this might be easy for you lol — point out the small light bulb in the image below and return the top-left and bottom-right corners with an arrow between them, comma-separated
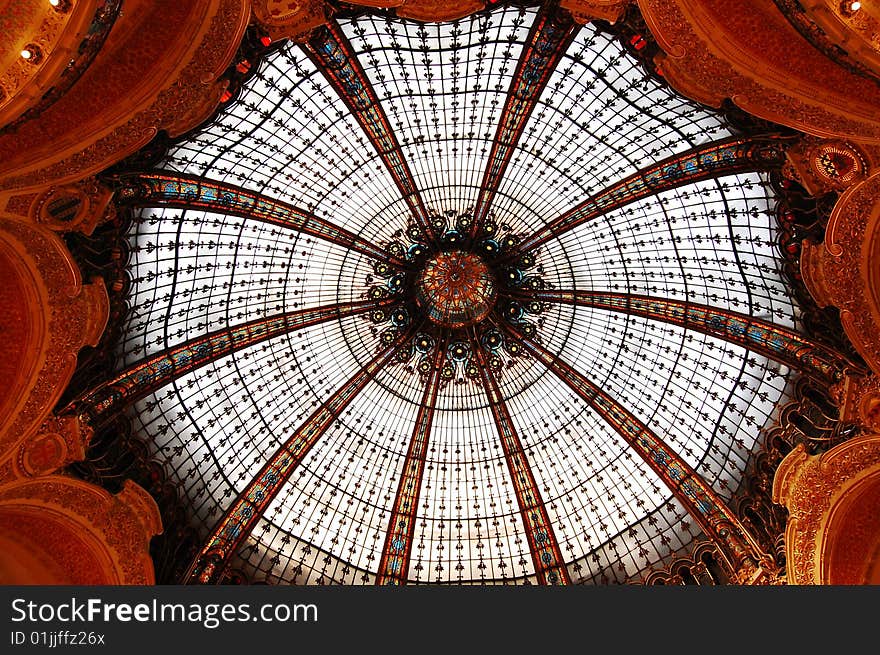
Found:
20,44 -> 42,62
49,0 -> 60,6
852,1 -> 862,10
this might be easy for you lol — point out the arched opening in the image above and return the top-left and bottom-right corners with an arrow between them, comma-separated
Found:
820,464 -> 880,584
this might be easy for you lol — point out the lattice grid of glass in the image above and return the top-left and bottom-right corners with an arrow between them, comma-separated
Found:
119,3 -> 796,584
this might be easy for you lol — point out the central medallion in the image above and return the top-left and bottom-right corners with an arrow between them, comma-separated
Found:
416,251 -> 496,328
368,217 -> 548,379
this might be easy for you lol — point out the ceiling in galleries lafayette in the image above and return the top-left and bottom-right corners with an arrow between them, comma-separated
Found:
118,2 -> 798,584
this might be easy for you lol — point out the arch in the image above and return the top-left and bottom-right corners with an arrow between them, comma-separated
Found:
818,463 -> 880,584
0,220 -> 107,470
774,432 -> 880,584
0,476 -> 161,585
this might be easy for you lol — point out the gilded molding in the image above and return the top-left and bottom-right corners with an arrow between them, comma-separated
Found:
0,414 -> 92,484
644,541 -> 728,585
0,1 -> 101,126
800,172 -> 880,374
561,0 -> 630,24
784,137 -> 871,196
0,476 -> 161,584
394,0 -> 486,22
24,177 -> 115,235
0,0 -> 250,192
2,192 -> 38,219
342,0 -> 488,23
638,0 -> 880,144
773,433 -> 880,584
832,374 -> 880,432
0,220 -> 108,462
251,0 -> 328,41
771,0 -> 880,82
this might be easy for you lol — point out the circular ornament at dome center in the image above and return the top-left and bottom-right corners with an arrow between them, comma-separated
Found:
416,251 -> 496,328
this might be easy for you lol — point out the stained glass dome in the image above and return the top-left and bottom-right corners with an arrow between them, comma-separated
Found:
97,1 -> 828,585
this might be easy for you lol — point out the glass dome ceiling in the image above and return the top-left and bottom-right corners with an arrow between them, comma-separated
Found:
105,1 -> 810,584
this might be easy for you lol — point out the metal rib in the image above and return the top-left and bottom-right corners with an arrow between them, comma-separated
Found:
472,332 -> 571,585
500,321 -> 771,572
73,298 -> 393,425
518,288 -> 857,385
304,21 -> 437,245
185,325 -> 416,584
113,171 -> 405,267
507,135 -> 791,258
468,3 -> 580,239
375,333 -> 448,585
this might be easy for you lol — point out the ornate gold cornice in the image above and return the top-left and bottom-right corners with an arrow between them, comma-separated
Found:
772,0 -> 880,82
0,1 -> 107,127
784,137 -> 872,196
638,0 -> 880,144
0,0 -> 250,192
561,0 -> 629,24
